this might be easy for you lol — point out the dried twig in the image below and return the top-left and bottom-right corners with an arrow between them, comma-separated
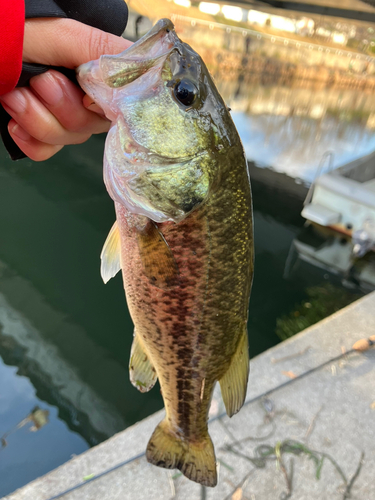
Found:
277,453 -> 293,499
271,346 -> 311,364
223,469 -> 257,500
224,439 -> 349,495
218,416 -> 242,447
220,422 -> 276,450
167,470 -> 176,497
305,405 -> 324,441
342,452 -> 365,500
219,398 -> 276,449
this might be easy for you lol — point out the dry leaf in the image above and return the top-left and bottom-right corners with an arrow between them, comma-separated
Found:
353,338 -> 371,352
370,401 -> 375,410
282,370 -> 297,379
232,487 -> 243,500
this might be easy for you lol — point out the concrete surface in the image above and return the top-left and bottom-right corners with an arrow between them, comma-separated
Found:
3,292 -> 375,500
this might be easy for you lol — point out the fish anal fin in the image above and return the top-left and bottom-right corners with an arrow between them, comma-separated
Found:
100,221 -> 121,284
219,330 -> 249,418
146,419 -> 217,487
129,332 -> 157,393
137,220 -> 179,289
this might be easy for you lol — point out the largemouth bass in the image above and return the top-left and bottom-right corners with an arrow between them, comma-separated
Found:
77,19 -> 253,487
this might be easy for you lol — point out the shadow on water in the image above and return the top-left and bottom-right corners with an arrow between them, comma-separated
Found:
1,10 -> 375,497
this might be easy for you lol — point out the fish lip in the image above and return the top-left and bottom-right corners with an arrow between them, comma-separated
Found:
76,18 -> 179,83
102,18 -> 180,65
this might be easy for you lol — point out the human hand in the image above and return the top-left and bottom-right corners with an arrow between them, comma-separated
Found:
0,18 -> 132,161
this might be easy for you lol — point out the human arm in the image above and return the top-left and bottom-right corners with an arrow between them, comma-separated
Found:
0,0 -> 24,95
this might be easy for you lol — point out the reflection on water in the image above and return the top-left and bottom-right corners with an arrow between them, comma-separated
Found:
232,111 -> 375,183
173,15 -> 375,183
0,147 -> 163,497
1,406 -> 50,449
0,356 -> 89,497
0,285 -> 125,445
287,224 -> 375,293
1,8 -> 375,497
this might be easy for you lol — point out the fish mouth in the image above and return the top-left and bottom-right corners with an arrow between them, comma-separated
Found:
77,19 -> 213,223
77,19 -> 181,93
77,18 -> 207,124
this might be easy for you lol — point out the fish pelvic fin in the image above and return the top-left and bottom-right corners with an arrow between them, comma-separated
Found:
146,419 -> 217,487
129,331 -> 157,393
219,329 -> 249,417
100,221 -> 121,283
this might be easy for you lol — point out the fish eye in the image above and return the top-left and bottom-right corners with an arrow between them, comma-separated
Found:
173,79 -> 198,107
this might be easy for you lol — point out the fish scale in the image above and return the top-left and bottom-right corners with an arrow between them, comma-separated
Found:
77,18 -> 253,487
115,143 -> 252,480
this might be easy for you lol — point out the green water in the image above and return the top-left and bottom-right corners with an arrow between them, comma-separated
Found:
2,9 -> 375,495
0,132 -> 366,496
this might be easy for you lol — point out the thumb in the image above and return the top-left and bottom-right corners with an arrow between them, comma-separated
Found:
23,18 -> 133,69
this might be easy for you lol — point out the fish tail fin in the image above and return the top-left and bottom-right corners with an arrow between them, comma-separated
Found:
146,419 -> 217,487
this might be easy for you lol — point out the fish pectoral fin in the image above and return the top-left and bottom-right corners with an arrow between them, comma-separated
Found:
100,221 -> 122,284
219,329 -> 249,418
146,419 -> 217,487
129,332 -> 157,393
137,220 -> 179,289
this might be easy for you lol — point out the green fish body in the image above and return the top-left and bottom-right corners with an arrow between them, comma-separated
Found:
77,19 -> 253,487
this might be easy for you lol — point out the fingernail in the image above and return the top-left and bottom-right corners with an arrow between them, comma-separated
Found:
84,98 -> 95,107
31,72 -> 64,106
0,90 -> 26,114
87,103 -> 106,117
10,123 -> 32,142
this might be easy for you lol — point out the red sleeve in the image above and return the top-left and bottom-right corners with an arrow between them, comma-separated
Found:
0,0 -> 25,95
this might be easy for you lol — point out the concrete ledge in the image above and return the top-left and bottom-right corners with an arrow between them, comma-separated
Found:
4,292 -> 375,500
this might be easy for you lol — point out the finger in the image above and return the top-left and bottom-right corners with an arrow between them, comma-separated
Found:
8,120 -> 63,161
83,94 -> 106,117
0,87 -> 92,145
30,71 -> 110,134
23,18 -> 133,68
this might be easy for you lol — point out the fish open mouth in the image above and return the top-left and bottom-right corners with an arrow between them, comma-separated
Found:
77,18 -> 222,223
77,19 -> 180,102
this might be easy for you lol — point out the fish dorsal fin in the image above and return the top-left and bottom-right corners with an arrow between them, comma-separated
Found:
129,331 -> 157,393
100,221 -> 122,284
137,220 -> 179,289
219,330 -> 249,417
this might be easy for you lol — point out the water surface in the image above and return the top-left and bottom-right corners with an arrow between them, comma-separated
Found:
1,15 -> 374,497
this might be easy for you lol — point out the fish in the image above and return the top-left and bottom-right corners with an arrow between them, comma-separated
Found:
77,19 -> 254,487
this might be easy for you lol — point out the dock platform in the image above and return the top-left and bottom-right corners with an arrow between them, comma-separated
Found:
4,292 -> 375,500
